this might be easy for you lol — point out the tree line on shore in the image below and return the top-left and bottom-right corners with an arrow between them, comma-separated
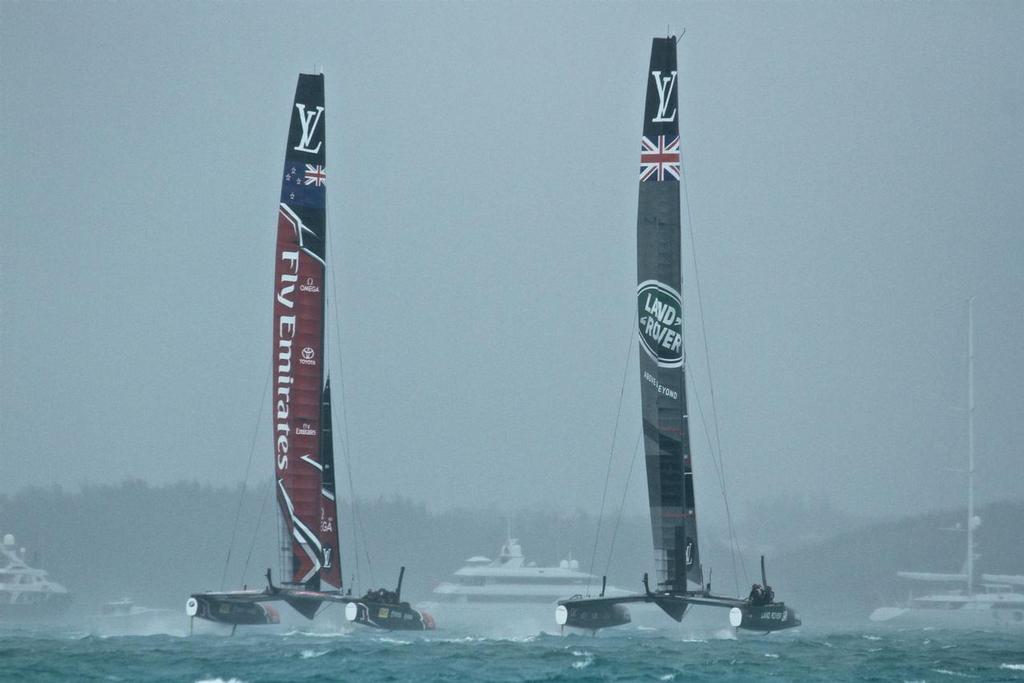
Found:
2,479 -> 1020,621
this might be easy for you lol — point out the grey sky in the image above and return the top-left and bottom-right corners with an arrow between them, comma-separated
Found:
2,1 -> 1022,526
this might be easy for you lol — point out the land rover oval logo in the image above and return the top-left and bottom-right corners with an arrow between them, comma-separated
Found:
637,279 -> 683,367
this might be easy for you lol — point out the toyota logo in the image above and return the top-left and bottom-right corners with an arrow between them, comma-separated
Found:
301,347 -> 315,360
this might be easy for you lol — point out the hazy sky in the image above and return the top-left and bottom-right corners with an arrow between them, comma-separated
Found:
2,1 -> 1022,526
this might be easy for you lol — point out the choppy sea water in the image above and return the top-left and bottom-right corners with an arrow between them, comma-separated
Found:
2,624 -> 1023,682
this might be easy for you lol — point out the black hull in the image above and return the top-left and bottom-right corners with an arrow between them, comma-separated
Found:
345,600 -> 435,631
729,602 -> 802,632
186,595 -> 280,626
556,589 -> 800,633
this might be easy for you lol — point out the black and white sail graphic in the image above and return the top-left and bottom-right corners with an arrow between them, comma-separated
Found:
636,37 -> 701,593
318,377 -> 342,589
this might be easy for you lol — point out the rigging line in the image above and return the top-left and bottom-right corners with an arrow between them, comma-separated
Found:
586,308 -> 638,595
679,155 -> 747,591
684,353 -> 743,593
332,284 -> 375,591
325,201 -> 373,590
220,365 -> 272,590
603,429 -> 644,580
241,475 -> 275,583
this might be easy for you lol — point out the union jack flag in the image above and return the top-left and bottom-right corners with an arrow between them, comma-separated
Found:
304,164 -> 327,187
639,135 -> 680,182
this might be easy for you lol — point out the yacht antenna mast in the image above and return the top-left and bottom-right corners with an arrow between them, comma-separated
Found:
966,296 -> 976,596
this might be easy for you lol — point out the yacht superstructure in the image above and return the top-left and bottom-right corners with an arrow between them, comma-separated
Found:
422,536 -> 626,634
0,533 -> 72,620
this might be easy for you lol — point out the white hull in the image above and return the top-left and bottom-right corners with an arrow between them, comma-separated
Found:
870,602 -> 1024,629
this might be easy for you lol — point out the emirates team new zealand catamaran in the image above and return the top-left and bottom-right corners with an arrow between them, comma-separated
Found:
555,36 -> 800,634
186,73 -> 434,632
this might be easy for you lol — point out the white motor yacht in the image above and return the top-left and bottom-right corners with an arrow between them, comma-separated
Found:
421,535 -> 628,635
0,533 -> 72,620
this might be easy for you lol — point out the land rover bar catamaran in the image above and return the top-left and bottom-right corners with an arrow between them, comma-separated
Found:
555,36 -> 800,635
185,72 -> 433,633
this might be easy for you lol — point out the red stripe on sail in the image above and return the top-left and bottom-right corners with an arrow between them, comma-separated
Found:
273,205 -> 325,585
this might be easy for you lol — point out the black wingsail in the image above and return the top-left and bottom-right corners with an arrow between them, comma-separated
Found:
636,36 -> 701,593
555,36 -> 800,633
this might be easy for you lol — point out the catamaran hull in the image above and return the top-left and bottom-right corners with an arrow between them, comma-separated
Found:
186,595 -> 280,626
555,600 -> 633,631
728,604 -> 802,632
344,600 -> 434,631
556,590 -> 801,634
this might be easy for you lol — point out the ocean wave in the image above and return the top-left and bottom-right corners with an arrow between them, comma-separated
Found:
572,655 -> 594,669
377,637 -> 412,645
431,636 -> 484,643
2,627 -> 1018,681
281,629 -> 349,638
425,634 -> 539,645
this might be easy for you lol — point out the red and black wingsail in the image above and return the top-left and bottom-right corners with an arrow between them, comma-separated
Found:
187,72 -> 436,631
636,37 -> 701,593
272,73 -> 329,587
